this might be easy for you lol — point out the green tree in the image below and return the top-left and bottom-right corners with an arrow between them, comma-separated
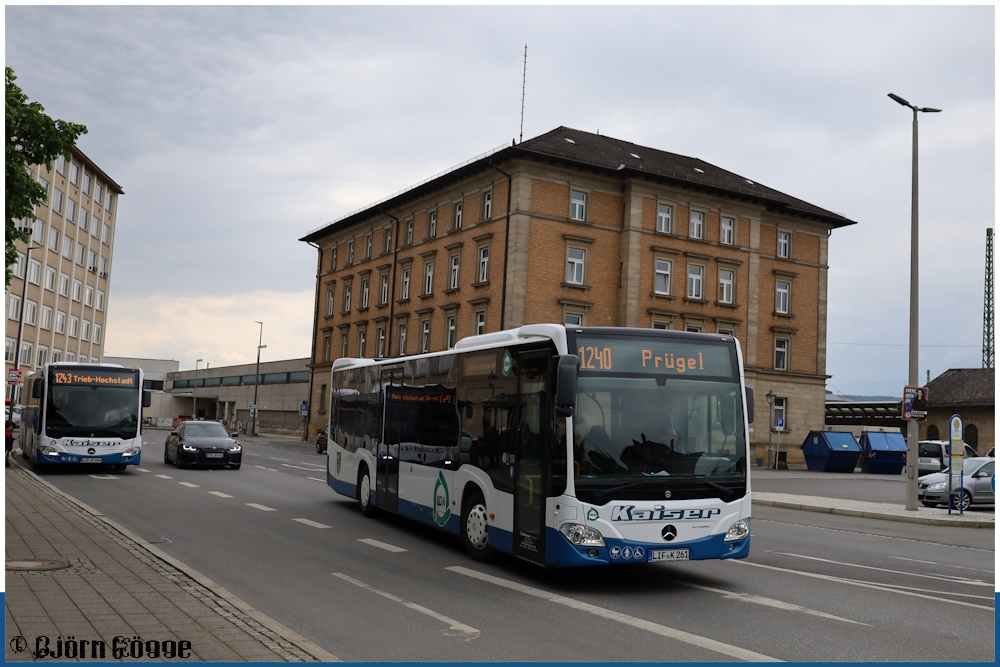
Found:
5,66 -> 87,287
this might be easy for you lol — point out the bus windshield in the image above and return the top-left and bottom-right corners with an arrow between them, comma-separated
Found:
569,333 -> 746,504
45,370 -> 141,439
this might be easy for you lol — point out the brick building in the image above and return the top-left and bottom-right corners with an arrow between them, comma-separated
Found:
299,127 -> 856,463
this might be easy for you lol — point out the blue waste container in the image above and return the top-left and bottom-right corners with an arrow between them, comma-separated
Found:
858,431 -> 907,474
800,431 -> 861,472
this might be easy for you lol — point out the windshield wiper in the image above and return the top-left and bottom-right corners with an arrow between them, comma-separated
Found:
667,474 -> 736,500
583,475 -> 737,505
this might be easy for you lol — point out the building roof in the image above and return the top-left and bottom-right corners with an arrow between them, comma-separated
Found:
300,126 -> 857,243
927,368 -> 995,408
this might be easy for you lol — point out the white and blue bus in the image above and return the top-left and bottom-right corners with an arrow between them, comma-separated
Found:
20,362 -> 151,470
327,324 -> 754,568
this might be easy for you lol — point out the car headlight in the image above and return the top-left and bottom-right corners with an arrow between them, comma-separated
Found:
228,444 -> 241,452
928,481 -> 946,491
559,523 -> 606,547
182,444 -> 198,452
724,519 -> 750,541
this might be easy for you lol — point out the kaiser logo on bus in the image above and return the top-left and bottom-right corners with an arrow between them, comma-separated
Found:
610,505 -> 721,522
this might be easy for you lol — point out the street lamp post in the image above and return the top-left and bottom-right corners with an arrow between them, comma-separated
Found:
193,359 -> 203,419
252,321 -> 264,436
766,390 -> 775,469
888,93 -> 941,511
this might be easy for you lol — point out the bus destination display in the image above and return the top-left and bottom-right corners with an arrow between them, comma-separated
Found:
575,337 -> 734,377
52,370 -> 138,387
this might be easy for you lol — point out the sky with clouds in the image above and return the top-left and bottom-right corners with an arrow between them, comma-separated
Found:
4,4 -> 995,395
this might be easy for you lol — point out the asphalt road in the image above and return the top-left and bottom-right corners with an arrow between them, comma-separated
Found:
27,431 -> 996,662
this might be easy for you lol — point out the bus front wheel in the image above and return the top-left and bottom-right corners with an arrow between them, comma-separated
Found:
461,490 -> 494,562
358,466 -> 376,517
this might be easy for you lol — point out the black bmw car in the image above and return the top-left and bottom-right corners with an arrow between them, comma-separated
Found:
164,420 -> 242,469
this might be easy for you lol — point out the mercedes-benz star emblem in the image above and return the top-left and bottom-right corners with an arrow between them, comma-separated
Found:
662,525 -> 678,541
87,448 -> 96,455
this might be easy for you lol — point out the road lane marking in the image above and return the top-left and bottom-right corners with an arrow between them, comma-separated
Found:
246,503 -> 277,512
358,538 -> 407,553
307,477 -> 325,483
448,566 -> 778,661
269,456 -> 290,462
333,572 -> 479,639
254,465 -> 279,472
281,463 -> 322,471
88,474 -> 118,480
776,552 -> 992,587
209,491 -> 233,498
134,468 -> 151,473
293,518 -> 331,529
179,482 -> 199,488
678,581 -> 868,625
735,561 -> 995,611
155,474 -> 173,479
890,556 -> 993,575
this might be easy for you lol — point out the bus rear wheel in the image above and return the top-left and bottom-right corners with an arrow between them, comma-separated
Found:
358,466 -> 376,517
461,490 -> 494,562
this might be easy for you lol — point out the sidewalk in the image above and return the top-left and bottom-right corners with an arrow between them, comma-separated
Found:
752,492 -> 995,528
4,455 -> 339,662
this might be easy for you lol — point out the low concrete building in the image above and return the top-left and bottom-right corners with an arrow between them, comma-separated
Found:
920,368 -> 994,454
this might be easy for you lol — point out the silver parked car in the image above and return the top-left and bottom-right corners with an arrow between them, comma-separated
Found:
917,440 -> 978,475
917,457 -> 995,510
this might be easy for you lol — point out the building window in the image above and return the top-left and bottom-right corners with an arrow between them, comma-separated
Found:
94,182 -> 103,205
51,349 -> 62,363
651,318 -> 670,330
377,327 -> 386,357
70,162 -> 80,185
406,220 -> 413,246
38,177 -> 49,196
365,234 -> 372,259
570,191 -> 587,221
446,316 -> 457,349
340,332 -> 348,358
718,269 -> 734,304
89,250 -> 98,271
421,320 -> 431,353
75,241 -> 84,265
348,241 -> 355,264
85,286 -> 94,307
475,310 -> 486,335
453,202 -> 463,230
330,247 -> 337,271
62,236 -> 72,260
20,342 -> 32,366
66,199 -> 76,225
654,258 -> 672,295
323,335 -> 331,362
52,188 -> 64,215
774,337 -> 789,371
564,312 -> 584,327
73,280 -> 82,302
96,291 -> 105,311
773,397 -> 787,429
776,280 -> 790,315
424,261 -> 434,295
687,264 -> 704,299
7,295 -> 20,320
83,172 -> 91,195
32,219 -> 45,244
44,267 -> 55,291
449,254 -> 460,290
401,267 -> 411,300
689,210 -> 704,239
55,311 -> 66,334
398,323 -> 407,356
482,190 -> 492,219
102,223 -> 111,245
778,231 -> 791,259
343,283 -> 352,312
358,330 -> 367,357
48,227 -> 59,251
65,352 -> 75,363
428,211 -> 437,238
686,323 -> 703,333
657,203 -> 673,234
59,273 -> 70,297
5,338 -> 15,363
379,274 -> 389,305
55,154 -> 66,175
12,253 -> 25,279
384,227 -> 392,253
327,289 -> 335,316
566,247 -> 586,285
27,259 -> 41,285
24,300 -> 37,326
81,320 -> 91,342
79,209 -> 89,232
69,316 -> 79,338
721,216 -> 735,245
93,324 -> 101,344
477,246 -> 490,283
361,279 -> 370,309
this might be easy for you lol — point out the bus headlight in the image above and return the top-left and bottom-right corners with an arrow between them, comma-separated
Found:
560,523 -> 606,547
122,447 -> 140,458
724,519 -> 750,541
39,445 -> 61,458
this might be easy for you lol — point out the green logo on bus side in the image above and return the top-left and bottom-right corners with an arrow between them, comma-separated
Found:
502,350 -> 513,376
434,471 -> 451,527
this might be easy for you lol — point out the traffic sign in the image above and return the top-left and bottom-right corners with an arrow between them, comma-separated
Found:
248,404 -> 265,410
776,418 -> 784,430
7,368 -> 22,385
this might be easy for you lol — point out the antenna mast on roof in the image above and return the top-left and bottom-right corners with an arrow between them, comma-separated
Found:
519,44 -> 527,144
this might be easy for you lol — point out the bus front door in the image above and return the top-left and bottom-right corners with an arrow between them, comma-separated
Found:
513,351 -> 549,566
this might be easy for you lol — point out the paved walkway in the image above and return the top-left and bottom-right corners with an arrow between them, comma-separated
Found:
4,455 -> 339,662
4,445 -> 992,662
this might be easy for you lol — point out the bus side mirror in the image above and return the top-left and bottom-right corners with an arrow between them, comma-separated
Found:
142,390 -> 152,408
32,381 -> 42,399
555,354 -> 579,419
744,387 -> 754,424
